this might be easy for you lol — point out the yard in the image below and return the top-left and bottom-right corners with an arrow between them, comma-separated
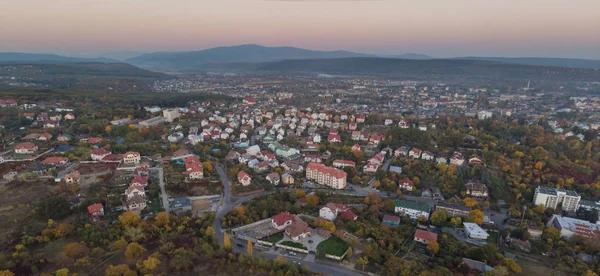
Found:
317,236 -> 350,257
264,233 -> 284,243
280,240 -> 307,250
487,230 -> 499,245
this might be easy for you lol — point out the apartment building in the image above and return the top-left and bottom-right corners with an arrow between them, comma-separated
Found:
533,186 -> 580,212
306,162 -> 347,189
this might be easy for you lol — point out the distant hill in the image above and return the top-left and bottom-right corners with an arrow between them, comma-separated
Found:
0,53 -> 117,64
459,57 -> 600,70
387,53 -> 432,60
126,44 -> 372,70
256,57 -> 600,81
0,62 -> 171,91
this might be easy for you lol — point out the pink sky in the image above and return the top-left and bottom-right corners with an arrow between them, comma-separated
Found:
1,0 -> 599,58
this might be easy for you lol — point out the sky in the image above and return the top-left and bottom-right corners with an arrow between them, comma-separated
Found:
1,0 -> 599,59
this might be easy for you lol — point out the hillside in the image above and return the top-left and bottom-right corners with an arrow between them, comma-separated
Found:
459,56 -> 600,70
257,57 -> 600,81
0,62 -> 172,91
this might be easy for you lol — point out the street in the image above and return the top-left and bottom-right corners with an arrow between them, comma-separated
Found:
149,166 -> 170,212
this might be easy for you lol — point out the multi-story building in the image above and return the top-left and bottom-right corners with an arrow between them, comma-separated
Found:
547,215 -> 600,239
306,162 -> 347,189
435,201 -> 471,218
163,108 -> 180,123
533,186 -> 580,212
395,199 -> 431,220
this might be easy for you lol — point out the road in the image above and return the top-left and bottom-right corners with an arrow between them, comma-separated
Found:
150,166 -> 169,212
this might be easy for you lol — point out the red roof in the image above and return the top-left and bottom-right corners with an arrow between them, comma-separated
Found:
87,203 -> 103,214
383,214 -> 400,222
415,229 -> 438,242
306,162 -> 346,179
88,137 -> 103,144
124,151 -> 140,157
327,134 -> 341,141
15,142 -> 36,150
399,177 -> 414,187
271,212 -> 294,228
92,148 -> 111,156
41,156 -> 68,164
131,176 -> 148,185
340,209 -> 358,220
238,171 -> 251,181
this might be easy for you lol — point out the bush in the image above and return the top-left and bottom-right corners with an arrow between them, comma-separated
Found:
34,196 -> 71,221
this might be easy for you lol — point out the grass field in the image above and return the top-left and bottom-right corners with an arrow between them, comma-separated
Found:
280,241 -> 307,249
264,233 -> 284,243
487,231 -> 499,245
317,236 -> 349,256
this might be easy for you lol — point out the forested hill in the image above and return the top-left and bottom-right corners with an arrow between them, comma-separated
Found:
257,57 -> 600,81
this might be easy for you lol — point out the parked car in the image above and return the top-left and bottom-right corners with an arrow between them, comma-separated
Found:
237,243 -> 244,248
288,251 -> 297,256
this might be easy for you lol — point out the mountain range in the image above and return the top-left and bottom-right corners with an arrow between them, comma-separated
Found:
1,45 -> 600,73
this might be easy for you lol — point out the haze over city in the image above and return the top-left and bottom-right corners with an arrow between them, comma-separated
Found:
2,0 -> 599,59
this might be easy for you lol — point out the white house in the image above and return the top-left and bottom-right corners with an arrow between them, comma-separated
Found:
395,199 -> 430,220
271,212 -> 294,230
123,152 -> 141,164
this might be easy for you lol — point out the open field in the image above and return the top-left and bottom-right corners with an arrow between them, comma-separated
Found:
317,236 -> 349,256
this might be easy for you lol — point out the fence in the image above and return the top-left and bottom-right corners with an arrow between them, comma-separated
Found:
275,243 -> 309,254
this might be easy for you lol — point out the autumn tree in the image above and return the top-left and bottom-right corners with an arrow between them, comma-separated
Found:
125,242 -> 147,259
305,194 -> 320,206
224,232 -> 232,249
55,268 -> 69,276
357,257 -> 369,271
468,209 -> 484,225
63,242 -> 89,259
110,238 -> 128,251
0,270 -> 15,276
125,227 -> 146,243
105,264 -> 137,276
154,211 -> 170,227
426,240 -> 439,254
247,239 -> 253,257
430,210 -> 448,226
137,256 -> 161,274
202,161 -> 213,172
450,217 -> 462,229
274,256 -> 287,266
119,212 -> 141,228
295,189 -> 306,198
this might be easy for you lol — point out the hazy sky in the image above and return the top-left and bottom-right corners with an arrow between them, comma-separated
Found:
1,0 -> 600,59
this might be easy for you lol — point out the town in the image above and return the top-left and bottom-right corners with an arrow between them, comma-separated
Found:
1,74 -> 600,276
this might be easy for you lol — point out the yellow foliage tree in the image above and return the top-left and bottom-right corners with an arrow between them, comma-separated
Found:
154,212 -> 170,227
295,189 -> 306,198
125,242 -> 147,259
55,268 -> 69,276
468,210 -> 484,225
247,239 -> 253,257
202,161 -> 213,172
305,194 -> 320,206
119,212 -> 141,228
426,240 -> 439,254
105,264 -> 137,276
0,270 -> 15,276
224,232 -> 231,250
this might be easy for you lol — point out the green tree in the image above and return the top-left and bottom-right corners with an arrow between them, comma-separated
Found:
430,210 -> 448,226
357,257 -> 369,271
450,217 -> 462,228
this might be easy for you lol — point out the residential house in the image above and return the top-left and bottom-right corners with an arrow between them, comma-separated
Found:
125,185 -> 145,200
421,151 -> 434,161
363,163 -> 379,173
327,134 -> 341,143
468,155 -> 485,166
124,195 -> 147,212
87,203 -> 104,221
414,229 -> 438,244
91,149 -> 111,161
398,177 -> 415,191
281,172 -> 294,184
319,203 -> 352,221
266,172 -> 280,185
465,180 -> 489,197
285,220 -> 313,241
14,142 -> 38,154
409,148 -> 422,159
123,151 -> 141,165
332,159 -> 355,169
463,222 -> 489,240
450,152 -> 464,166
271,212 -> 294,230
64,171 -> 80,184
238,171 -> 252,186
41,156 -> 69,165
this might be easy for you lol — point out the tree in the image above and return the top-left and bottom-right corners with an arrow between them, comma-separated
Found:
542,227 -> 561,244
63,242 -> 89,259
463,197 -> 479,208
119,212 -> 141,228
0,270 -> 15,276
295,189 -> 305,198
305,194 -> 320,206
105,264 -> 137,276
170,248 -> 198,271
468,209 -> 484,225
154,211 -> 170,227
491,266 -> 509,276
125,242 -> 147,259
205,226 -> 215,238
55,268 -> 69,276
138,256 -> 161,273
274,256 -> 287,266
503,258 -> 522,273
224,232 -> 231,249
125,227 -> 146,243
430,210 -> 448,226
426,240 -> 439,254
34,196 -> 71,220
110,238 -> 128,250
247,239 -> 253,257
357,257 -> 369,271
450,217 -> 462,229
202,161 -> 213,172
